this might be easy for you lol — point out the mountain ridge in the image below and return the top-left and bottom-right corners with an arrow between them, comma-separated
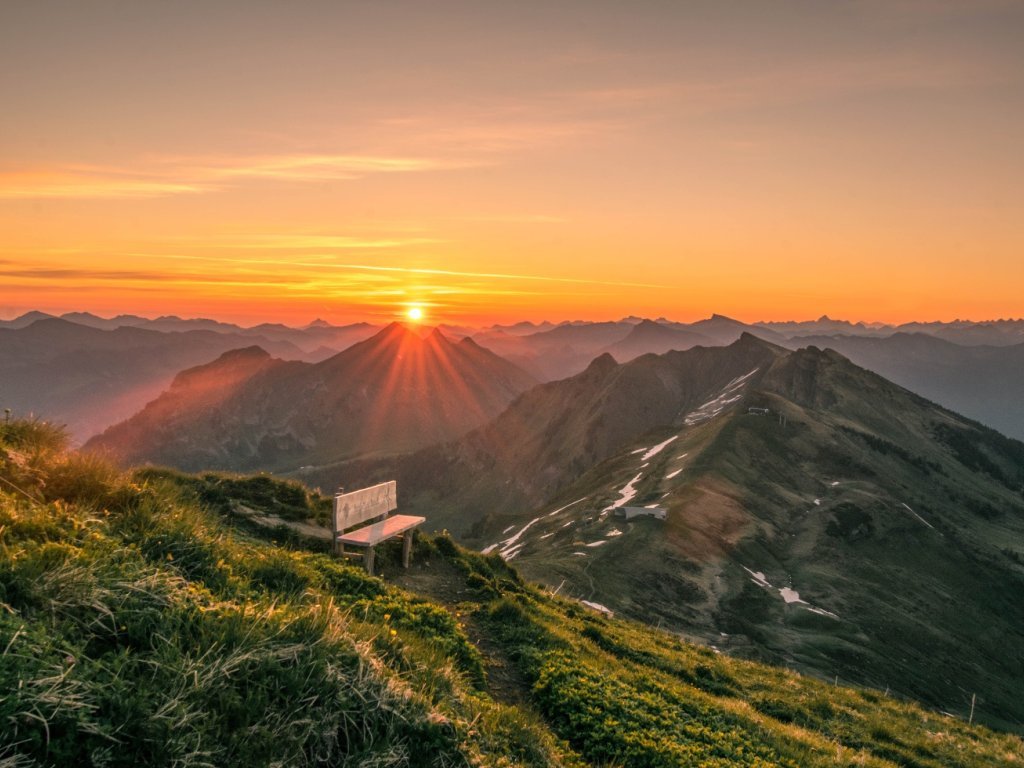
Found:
86,323 -> 538,472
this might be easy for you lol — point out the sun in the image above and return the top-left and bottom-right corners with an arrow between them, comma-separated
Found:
405,306 -> 424,322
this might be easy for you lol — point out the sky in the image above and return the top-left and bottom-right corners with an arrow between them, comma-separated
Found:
2,0 -> 1023,326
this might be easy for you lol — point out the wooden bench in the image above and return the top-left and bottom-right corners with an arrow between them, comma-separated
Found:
332,481 -> 424,576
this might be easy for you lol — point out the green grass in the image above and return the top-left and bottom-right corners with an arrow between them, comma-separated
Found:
0,421 -> 578,767
2,418 -> 1022,766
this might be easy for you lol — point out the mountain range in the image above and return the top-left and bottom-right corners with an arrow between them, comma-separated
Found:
86,323 -> 537,471
308,335 -> 1024,729
13,307 -> 1023,730
0,318 -> 318,442
7,309 -> 1024,440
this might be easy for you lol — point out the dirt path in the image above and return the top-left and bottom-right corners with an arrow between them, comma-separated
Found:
233,503 -> 333,540
391,558 -> 533,706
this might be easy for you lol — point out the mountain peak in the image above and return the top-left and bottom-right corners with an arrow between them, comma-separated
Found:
216,345 -> 271,361
166,345 -> 276,394
733,331 -> 781,350
374,321 -> 418,340
585,352 -> 619,375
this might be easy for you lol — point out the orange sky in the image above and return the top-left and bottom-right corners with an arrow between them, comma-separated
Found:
2,1 -> 1023,326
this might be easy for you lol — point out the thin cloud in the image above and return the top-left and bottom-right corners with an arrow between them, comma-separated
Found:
202,153 -> 459,181
454,214 -> 567,224
0,152 -> 466,200
0,171 -> 208,199
139,252 -> 666,290
205,235 -> 444,250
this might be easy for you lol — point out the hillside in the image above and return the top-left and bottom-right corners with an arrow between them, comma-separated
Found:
85,323 -> 538,472
0,318 -> 312,442
2,420 -> 1022,766
782,332 -> 1024,440
317,336 -> 1024,731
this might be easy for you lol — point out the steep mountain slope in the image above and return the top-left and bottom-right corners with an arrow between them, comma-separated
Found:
0,318 -> 310,442
86,323 -> 537,472
783,332 -> 1024,440
4,419 -> 1021,766
322,336 -> 1024,730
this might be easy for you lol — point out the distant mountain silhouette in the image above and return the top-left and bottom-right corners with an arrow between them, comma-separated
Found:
0,318 -> 311,441
783,332 -> 1024,440
86,324 -> 537,471
602,319 -> 714,361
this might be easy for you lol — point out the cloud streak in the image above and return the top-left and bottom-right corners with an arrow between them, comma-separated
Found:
0,152 -> 468,200
139,252 -> 665,290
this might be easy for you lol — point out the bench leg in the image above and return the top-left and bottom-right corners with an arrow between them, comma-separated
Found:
402,531 -> 413,568
364,546 -> 376,576
334,541 -> 345,558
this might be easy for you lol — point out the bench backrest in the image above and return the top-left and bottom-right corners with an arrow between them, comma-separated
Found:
334,481 -> 397,532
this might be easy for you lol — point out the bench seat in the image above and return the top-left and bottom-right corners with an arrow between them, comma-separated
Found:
337,514 -> 425,546
332,482 -> 423,575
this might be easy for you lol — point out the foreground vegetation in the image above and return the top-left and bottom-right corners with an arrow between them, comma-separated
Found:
2,418 -> 1021,766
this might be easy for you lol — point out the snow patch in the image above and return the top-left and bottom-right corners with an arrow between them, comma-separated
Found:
580,600 -> 614,616
642,436 -> 678,461
495,515 -> 544,559
901,502 -> 935,530
502,516 -> 542,548
501,544 -> 525,561
805,605 -> 840,619
607,529 -> 623,537
481,544 -> 498,555
600,472 -> 644,517
779,587 -> 805,604
546,497 -> 587,517
666,468 -> 682,479
630,447 -> 648,455
743,567 -> 771,589
586,540 -> 608,548
684,368 -> 759,426
743,566 -> 840,620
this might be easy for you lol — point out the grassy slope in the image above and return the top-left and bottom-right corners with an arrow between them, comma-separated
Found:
2,420 -> 1022,767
